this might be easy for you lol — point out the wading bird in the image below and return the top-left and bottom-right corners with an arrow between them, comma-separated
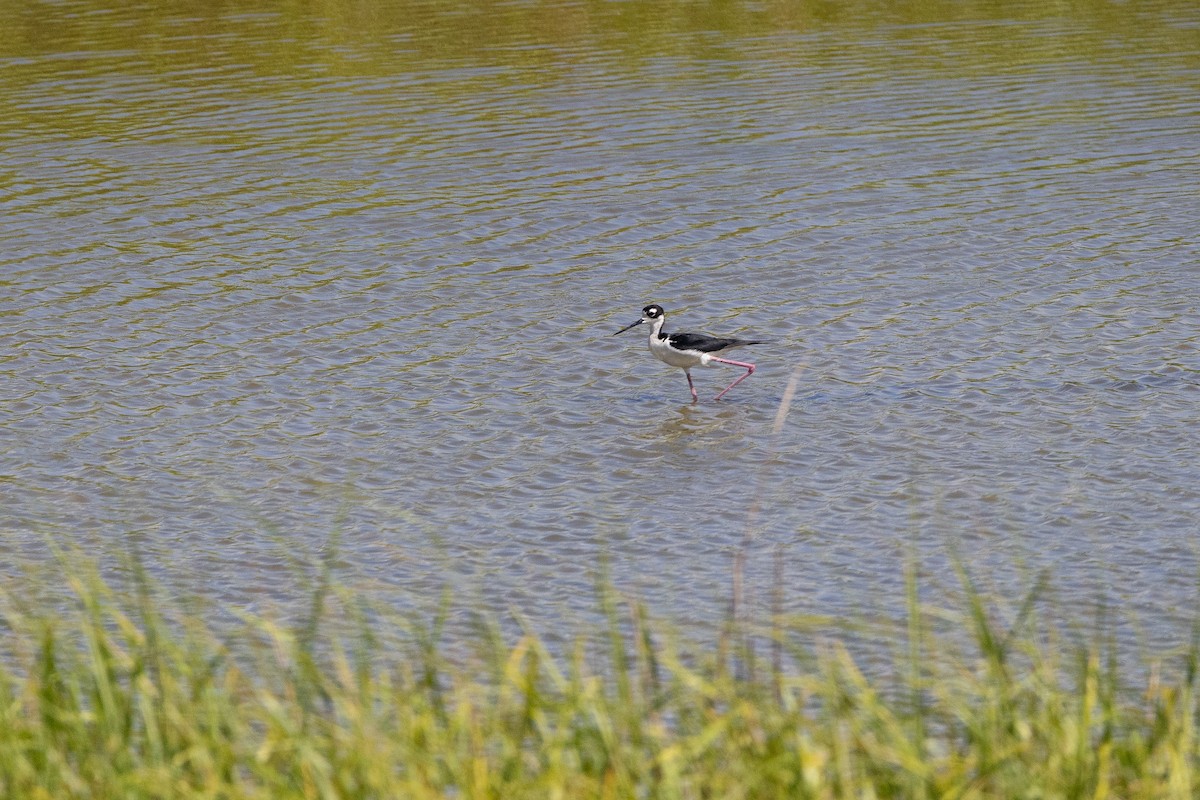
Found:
614,304 -> 764,402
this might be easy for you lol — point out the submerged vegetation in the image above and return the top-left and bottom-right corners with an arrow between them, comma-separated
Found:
0,554 -> 1198,799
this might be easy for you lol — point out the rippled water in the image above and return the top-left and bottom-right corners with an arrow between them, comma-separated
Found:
3,0 -> 1199,647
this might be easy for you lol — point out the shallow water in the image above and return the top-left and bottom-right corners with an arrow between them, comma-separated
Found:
2,0 -> 1199,648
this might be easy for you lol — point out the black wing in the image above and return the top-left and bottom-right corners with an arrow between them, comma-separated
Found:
666,331 -> 763,353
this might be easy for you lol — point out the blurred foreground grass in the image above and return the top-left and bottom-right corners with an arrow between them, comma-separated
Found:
0,553 -> 1197,799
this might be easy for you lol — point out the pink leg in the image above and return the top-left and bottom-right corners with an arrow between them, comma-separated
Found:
710,357 -> 756,401
685,371 -> 699,403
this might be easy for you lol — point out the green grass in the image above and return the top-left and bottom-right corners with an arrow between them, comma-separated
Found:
0,554 -> 1197,799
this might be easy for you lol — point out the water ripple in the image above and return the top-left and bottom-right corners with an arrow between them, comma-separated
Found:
1,0 -> 1199,651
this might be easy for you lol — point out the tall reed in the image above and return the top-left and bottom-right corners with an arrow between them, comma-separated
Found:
0,552 -> 1196,799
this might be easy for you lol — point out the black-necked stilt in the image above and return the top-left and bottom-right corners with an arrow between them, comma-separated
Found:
614,304 -> 764,402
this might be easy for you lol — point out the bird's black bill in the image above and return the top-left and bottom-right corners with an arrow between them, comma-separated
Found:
613,318 -> 644,336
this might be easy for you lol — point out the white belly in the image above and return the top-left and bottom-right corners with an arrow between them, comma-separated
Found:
648,334 -> 708,368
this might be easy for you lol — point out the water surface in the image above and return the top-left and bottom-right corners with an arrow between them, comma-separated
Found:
2,0 -> 1199,649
